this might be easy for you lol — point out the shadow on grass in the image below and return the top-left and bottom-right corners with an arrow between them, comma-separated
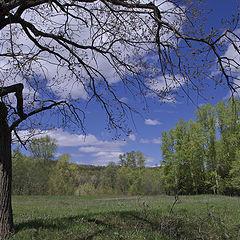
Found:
14,210 -> 198,239
15,219 -> 59,232
14,213 -> 119,240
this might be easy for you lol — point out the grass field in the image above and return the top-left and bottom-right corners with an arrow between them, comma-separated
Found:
11,194 -> 240,239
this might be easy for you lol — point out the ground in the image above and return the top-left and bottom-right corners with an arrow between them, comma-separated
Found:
11,195 -> 240,239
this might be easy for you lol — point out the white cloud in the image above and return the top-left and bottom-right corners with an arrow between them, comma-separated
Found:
147,74 -> 186,102
70,153 -> 84,158
145,156 -> 157,166
15,128 -> 126,165
144,119 -> 162,126
14,128 -> 161,166
120,97 -> 128,103
221,29 -> 240,97
207,28 -> 240,99
16,128 -> 125,146
222,29 -> 240,74
78,146 -> 101,153
140,137 -> 162,144
91,151 -> 123,166
140,138 -> 150,144
0,1 -> 185,104
77,137 -> 125,165
128,134 -> 136,141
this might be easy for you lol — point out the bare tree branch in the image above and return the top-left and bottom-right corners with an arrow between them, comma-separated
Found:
0,0 -> 238,135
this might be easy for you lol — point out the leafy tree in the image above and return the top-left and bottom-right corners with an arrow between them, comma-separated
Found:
12,148 -> 35,195
0,0 -> 239,237
28,136 -> 57,163
161,129 -> 177,195
215,100 -> 240,176
27,136 -> 57,194
214,100 -> 240,194
12,146 -> 56,195
119,151 -> 146,167
161,99 -> 240,195
48,154 -> 78,195
136,151 -> 146,168
141,168 -> 165,195
186,120 -> 206,194
229,149 -> 240,195
174,119 -> 191,194
162,119 -> 206,195
101,162 -> 118,191
119,151 -> 137,167
195,104 -> 218,193
75,182 -> 97,196
116,166 -> 136,194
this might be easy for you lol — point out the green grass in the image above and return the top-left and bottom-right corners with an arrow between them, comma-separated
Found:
11,194 -> 240,239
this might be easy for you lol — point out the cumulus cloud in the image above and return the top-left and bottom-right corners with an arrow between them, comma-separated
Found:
91,151 -> 123,166
144,119 -> 162,126
15,128 -> 126,165
222,29 -> 240,74
140,137 -> 162,144
14,128 -> 161,166
220,28 -> 240,97
145,156 -> 157,166
147,74 -> 186,102
128,134 -> 136,141
0,0 -> 185,105
120,97 -> 128,103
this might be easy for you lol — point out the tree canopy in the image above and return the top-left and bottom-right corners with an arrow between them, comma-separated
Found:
28,135 -> 57,162
161,99 -> 240,195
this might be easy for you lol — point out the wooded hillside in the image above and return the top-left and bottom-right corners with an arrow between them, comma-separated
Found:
13,99 -> 240,196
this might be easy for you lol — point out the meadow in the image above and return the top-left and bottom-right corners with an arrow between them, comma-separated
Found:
11,195 -> 240,240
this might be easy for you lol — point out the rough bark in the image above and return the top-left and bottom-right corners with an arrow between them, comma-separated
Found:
0,83 -> 65,238
0,102 -> 14,239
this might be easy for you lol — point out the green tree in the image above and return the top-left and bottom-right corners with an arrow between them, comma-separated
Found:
136,151 -> 146,168
196,104 -> 218,194
160,99 -> 240,195
161,119 -> 206,195
174,118 -> 198,194
29,136 -> 57,163
12,148 -> 35,195
229,149 -> 240,195
119,151 -> 136,167
12,147 -> 52,195
27,136 -> 57,194
141,168 -> 165,195
215,100 -> 240,194
116,166 -> 136,194
216,101 -> 240,173
119,151 -> 146,167
187,120 -> 206,194
161,129 -> 177,195
48,154 -> 78,195
101,162 -> 118,191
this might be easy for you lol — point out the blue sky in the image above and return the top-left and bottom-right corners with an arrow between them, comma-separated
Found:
14,0 -> 239,166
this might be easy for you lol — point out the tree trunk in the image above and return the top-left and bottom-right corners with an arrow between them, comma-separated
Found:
0,102 -> 14,239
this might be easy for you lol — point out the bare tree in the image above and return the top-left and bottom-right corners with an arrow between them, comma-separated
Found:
0,0 -> 239,238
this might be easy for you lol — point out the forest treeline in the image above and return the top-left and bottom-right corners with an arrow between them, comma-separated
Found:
12,141 -> 164,196
161,99 -> 240,196
12,99 -> 240,196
